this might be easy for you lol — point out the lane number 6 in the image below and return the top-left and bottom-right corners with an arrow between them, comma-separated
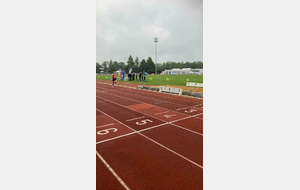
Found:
97,128 -> 118,135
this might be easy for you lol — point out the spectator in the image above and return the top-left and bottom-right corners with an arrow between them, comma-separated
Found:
139,72 -> 142,81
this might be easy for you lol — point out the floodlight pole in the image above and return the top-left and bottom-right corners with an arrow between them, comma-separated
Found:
154,37 -> 158,74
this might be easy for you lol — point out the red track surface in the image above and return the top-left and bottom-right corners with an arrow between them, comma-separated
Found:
96,82 -> 203,190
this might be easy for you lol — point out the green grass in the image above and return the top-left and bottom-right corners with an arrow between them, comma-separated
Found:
96,74 -> 203,86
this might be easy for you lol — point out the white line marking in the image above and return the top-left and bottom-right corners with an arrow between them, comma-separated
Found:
96,103 -> 203,168
96,81 -> 203,100
96,151 -> 131,190
154,111 -> 169,115
97,83 -> 202,105
126,116 -> 145,121
138,133 -> 203,169
168,113 -> 204,124
193,104 -> 203,107
98,91 -> 199,118
176,107 -> 188,110
137,123 -> 169,133
170,123 -> 203,136
96,96 -> 203,136
96,123 -> 115,128
96,132 -> 137,144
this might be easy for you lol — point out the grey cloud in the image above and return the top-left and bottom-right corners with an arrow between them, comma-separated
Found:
97,0 -> 202,64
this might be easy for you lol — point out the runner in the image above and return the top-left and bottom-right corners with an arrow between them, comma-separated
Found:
112,71 -> 117,87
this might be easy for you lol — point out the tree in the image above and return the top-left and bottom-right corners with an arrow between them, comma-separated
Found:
101,61 -> 109,73
126,55 -> 135,73
96,62 -> 101,73
157,63 -> 164,74
111,61 -> 118,72
134,57 -> 139,73
108,59 -> 113,73
119,62 -> 126,70
146,57 -> 155,73
140,59 -> 146,72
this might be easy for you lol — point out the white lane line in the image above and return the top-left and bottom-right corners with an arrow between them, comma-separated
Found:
96,151 -> 131,190
97,85 -> 201,106
168,113 -> 203,124
96,123 -> 115,128
176,107 -> 188,111
96,109 -> 136,132
96,109 -> 169,143
126,116 -> 145,122
96,96 -> 203,136
96,107 -> 203,169
96,132 -> 137,144
96,99 -> 203,169
137,123 -> 169,133
154,111 -> 169,115
170,123 -> 203,136
96,122 -> 170,144
138,133 -> 203,169
193,104 -> 203,107
96,81 -> 203,100
98,91 -> 197,118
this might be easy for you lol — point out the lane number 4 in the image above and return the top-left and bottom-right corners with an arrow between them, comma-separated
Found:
185,109 -> 197,113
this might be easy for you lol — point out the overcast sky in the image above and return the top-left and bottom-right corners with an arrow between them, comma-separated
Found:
96,0 -> 203,64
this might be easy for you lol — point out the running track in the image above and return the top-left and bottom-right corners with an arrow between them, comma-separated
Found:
96,82 -> 203,190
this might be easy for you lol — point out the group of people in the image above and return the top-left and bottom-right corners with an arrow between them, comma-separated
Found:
128,72 -> 147,82
112,71 -> 147,87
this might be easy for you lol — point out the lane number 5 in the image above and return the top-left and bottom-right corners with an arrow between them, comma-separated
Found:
136,119 -> 153,125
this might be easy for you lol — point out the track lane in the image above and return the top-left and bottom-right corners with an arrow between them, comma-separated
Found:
96,134 -> 203,190
96,83 -> 202,106
96,155 -> 127,190
97,89 -> 203,117
96,82 -> 203,189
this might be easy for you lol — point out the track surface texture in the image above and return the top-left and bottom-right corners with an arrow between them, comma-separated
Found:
96,82 -> 203,190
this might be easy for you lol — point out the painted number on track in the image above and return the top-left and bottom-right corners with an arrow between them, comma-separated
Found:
136,119 -> 153,125
97,128 -> 118,135
185,109 -> 197,113
164,114 -> 176,118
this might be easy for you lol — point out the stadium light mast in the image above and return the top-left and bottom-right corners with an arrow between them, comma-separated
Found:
154,37 -> 158,74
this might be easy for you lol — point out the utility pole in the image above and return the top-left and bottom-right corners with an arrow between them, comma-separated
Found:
154,37 -> 158,74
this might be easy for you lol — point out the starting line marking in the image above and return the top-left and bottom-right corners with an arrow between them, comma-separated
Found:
126,116 -> 145,122
96,123 -> 115,128
176,107 -> 188,111
154,111 -> 169,115
96,131 -> 137,144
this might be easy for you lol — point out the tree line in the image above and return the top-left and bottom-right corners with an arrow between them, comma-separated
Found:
96,55 -> 203,74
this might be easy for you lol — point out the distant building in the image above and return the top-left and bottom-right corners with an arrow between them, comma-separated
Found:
161,68 -> 203,75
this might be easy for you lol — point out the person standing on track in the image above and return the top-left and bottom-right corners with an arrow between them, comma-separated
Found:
112,71 -> 117,87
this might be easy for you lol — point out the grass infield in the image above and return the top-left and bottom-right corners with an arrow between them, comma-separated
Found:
96,74 -> 203,86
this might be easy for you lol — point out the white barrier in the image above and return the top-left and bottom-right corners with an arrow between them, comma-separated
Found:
159,86 -> 182,95
186,82 -> 203,88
